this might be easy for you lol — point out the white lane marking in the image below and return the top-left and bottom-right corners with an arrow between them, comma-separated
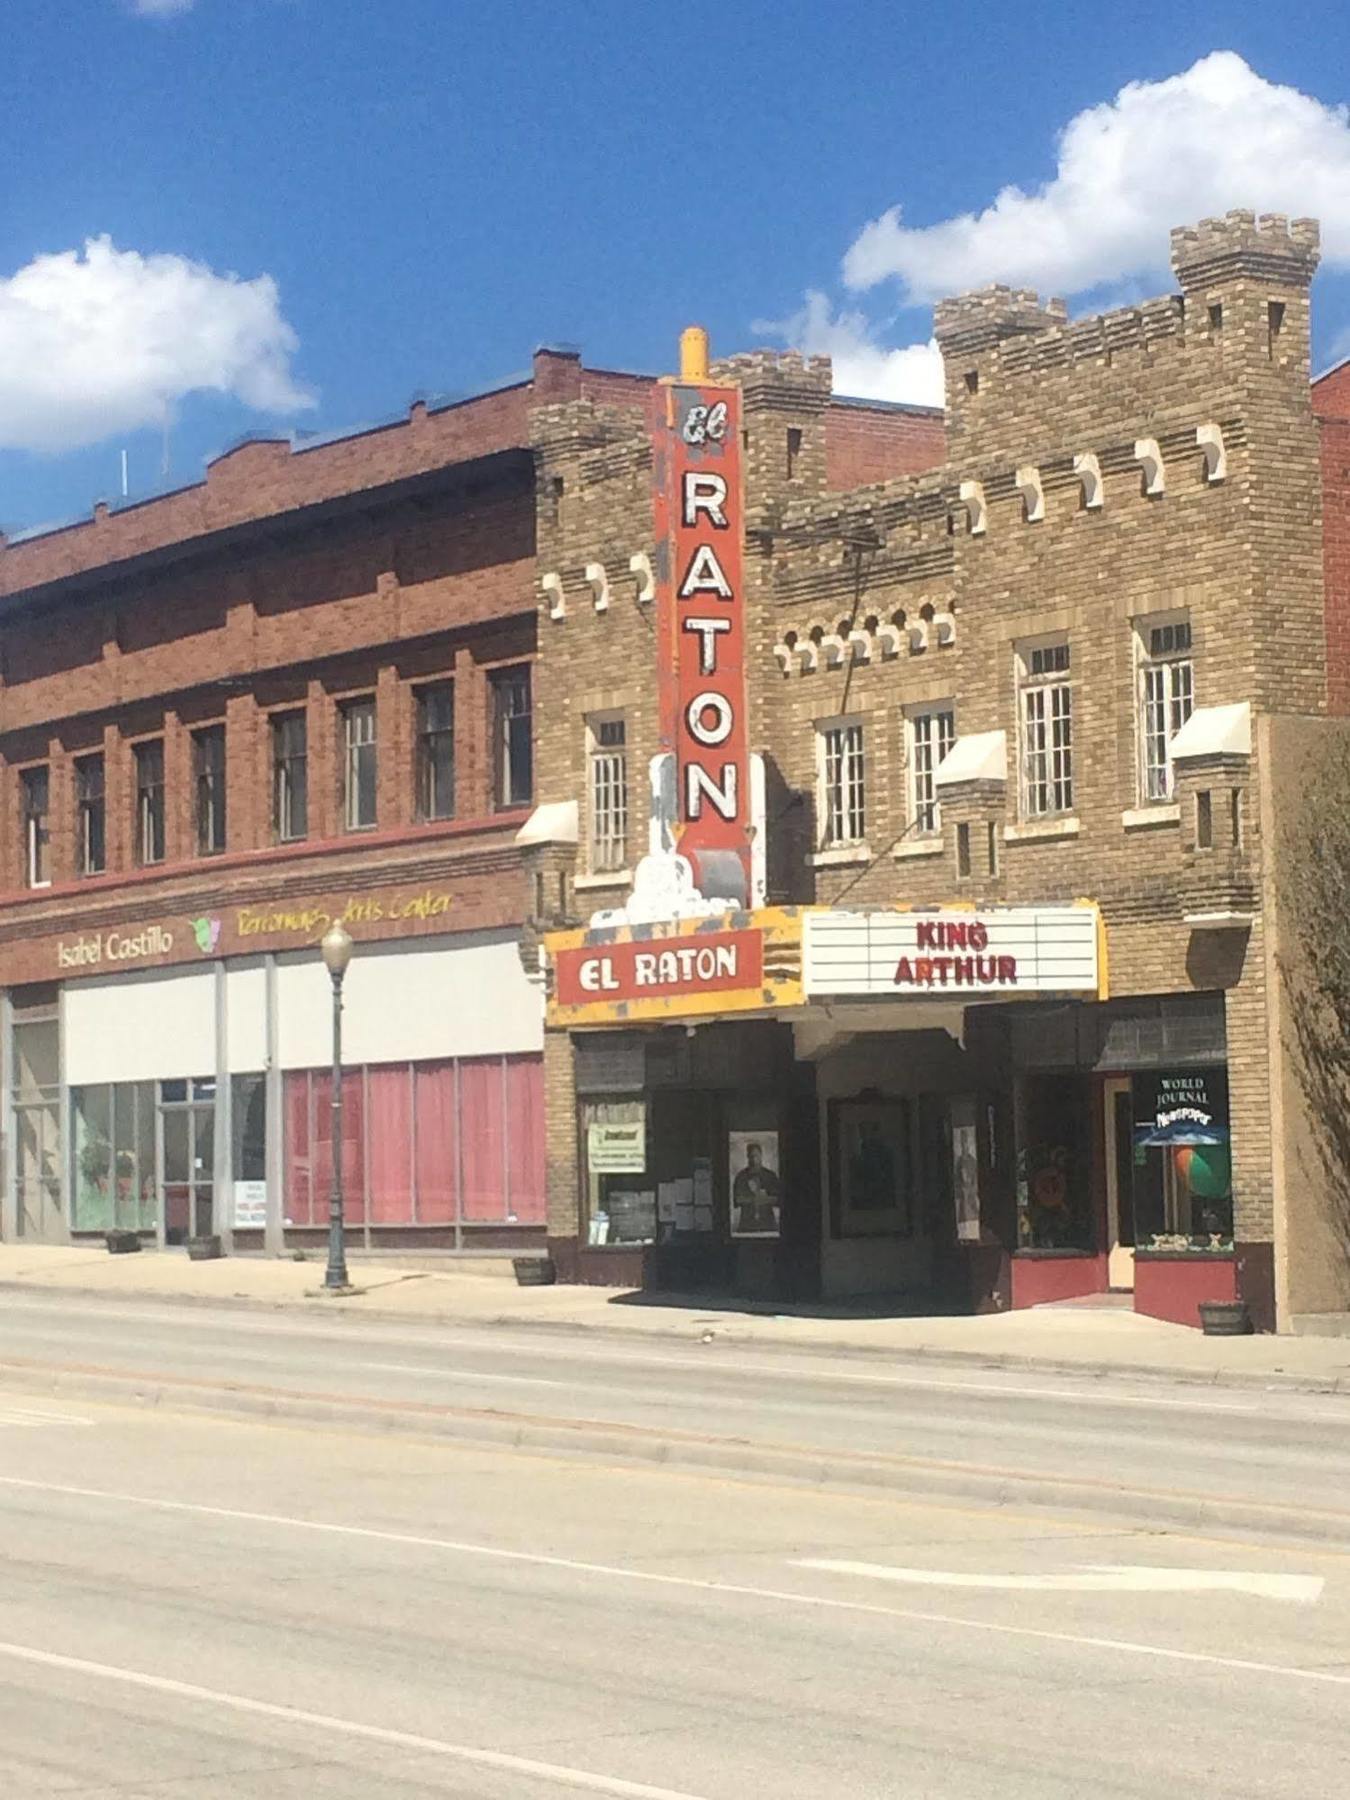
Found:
796,1559 -> 1323,1603
361,1361 -> 577,1390
0,1407 -> 92,1428
0,1474 -> 1346,1692
0,1639 -> 710,1800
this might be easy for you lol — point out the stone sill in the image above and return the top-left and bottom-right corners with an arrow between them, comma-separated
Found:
573,869 -> 632,891
1135,1248 -> 1235,1262
1122,803 -> 1180,830
1184,910 -> 1254,929
894,838 -> 945,860
809,843 -> 872,868
1003,817 -> 1081,843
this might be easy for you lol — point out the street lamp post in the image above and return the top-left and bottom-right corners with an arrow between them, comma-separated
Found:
321,920 -> 354,1292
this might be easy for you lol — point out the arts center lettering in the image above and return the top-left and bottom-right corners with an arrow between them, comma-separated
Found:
895,919 -> 1018,989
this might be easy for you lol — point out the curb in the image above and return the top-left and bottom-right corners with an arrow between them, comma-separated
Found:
5,1355 -> 1350,1550
2,1277 -> 1350,1397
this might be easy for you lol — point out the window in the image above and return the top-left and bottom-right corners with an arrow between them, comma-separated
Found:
134,740 -> 165,865
76,755 -> 105,876
491,666 -> 533,809
272,712 -> 308,843
21,767 -> 49,888
786,426 -> 803,478
415,684 -> 455,822
1138,617 -> 1194,802
819,720 -> 866,847
1018,640 -> 1073,817
193,724 -> 226,856
341,698 -> 377,831
907,705 -> 955,834
956,821 -> 971,878
587,716 -> 628,872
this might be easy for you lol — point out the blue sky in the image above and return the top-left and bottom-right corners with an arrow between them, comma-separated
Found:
4,1 -> 1350,535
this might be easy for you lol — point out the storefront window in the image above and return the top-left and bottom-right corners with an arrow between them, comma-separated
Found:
581,1098 -> 653,1246
1131,1068 -> 1232,1247
1016,1073 -> 1094,1251
71,1081 -> 156,1233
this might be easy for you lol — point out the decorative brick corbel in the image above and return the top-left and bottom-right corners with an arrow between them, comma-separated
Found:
584,562 -> 610,613
1135,437 -> 1165,496
958,479 -> 987,536
1015,464 -> 1045,523
628,551 -> 655,605
1197,422 -> 1226,484
541,571 -> 565,621
1073,452 -> 1103,510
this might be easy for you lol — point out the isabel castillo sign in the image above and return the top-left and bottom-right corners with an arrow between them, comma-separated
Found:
803,905 -> 1104,999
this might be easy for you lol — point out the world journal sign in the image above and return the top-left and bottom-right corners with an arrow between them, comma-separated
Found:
803,905 -> 1104,999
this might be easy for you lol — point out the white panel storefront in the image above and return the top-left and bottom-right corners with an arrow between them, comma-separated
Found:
225,960 -> 269,1072
63,966 -> 217,1086
273,929 -> 542,1070
803,906 -> 1100,1000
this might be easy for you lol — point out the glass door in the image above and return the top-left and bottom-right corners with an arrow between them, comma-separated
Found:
1103,1076 -> 1135,1291
157,1078 -> 215,1245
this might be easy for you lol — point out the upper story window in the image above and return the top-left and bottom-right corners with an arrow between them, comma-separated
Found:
1017,638 -> 1073,818
76,754 -> 105,877
1137,616 -> 1194,803
818,718 -> 866,847
134,739 -> 165,866
193,724 -> 226,856
906,704 -> 955,836
341,698 -> 377,831
587,716 -> 628,873
272,711 -> 308,844
21,767 -> 49,889
491,665 -> 533,810
416,683 -> 455,822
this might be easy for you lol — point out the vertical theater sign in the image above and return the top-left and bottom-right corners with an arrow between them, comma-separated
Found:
651,358 -> 753,909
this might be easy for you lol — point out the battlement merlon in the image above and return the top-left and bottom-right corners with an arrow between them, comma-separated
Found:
933,287 -> 1069,358
1170,211 -> 1321,291
711,351 -> 834,412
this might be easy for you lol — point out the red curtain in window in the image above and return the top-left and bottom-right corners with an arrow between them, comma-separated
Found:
366,1065 -> 413,1224
414,1062 -> 457,1222
459,1057 -> 506,1221
310,1070 -> 366,1223
504,1055 -> 545,1223
283,1070 -> 313,1227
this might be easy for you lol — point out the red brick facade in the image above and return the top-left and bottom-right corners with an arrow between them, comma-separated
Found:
1316,362 -> 1350,714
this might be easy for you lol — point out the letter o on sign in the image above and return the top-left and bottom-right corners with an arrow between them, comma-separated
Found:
686,691 -> 733,746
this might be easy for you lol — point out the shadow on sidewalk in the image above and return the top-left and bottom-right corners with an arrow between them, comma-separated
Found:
605,1289 -> 970,1323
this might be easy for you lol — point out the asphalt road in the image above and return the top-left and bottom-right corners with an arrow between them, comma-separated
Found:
2,1383 -> 1350,1798
1,1289 -> 1350,1527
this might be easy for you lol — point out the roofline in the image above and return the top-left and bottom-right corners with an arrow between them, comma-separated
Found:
828,392 -> 945,419
0,446 -> 534,620
1314,352 -> 1350,387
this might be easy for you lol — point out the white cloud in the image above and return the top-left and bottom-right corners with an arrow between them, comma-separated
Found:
0,236 -> 313,454
844,52 -> 1350,303
131,0 -> 197,16
755,292 -> 944,406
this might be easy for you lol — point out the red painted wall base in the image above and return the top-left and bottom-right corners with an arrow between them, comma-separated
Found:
1133,1253 -> 1237,1329
1010,1253 -> 1109,1309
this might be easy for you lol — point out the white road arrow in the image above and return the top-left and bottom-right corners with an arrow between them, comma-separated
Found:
795,1559 -> 1323,1604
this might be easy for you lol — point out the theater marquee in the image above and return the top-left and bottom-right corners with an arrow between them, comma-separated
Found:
803,905 -> 1104,999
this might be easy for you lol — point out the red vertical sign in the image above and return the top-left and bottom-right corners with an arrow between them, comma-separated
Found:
651,381 -> 751,905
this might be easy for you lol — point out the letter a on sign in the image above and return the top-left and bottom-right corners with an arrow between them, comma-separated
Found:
651,376 -> 751,906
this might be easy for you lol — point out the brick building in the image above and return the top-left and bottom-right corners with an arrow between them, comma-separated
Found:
528,210 -> 1350,1332
0,347 -> 938,1253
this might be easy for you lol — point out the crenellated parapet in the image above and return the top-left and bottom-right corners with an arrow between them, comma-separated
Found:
1170,210 -> 1320,291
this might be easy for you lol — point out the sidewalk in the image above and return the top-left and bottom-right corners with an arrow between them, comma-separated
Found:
3,1242 -> 1350,1392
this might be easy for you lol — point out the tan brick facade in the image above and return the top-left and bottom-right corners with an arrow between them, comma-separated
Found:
530,211 -> 1347,1325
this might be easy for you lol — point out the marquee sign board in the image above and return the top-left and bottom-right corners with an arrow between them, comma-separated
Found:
651,379 -> 751,906
803,906 -> 1102,999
